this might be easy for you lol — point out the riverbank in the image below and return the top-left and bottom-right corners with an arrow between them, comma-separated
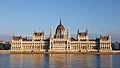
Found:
1,50 -> 120,54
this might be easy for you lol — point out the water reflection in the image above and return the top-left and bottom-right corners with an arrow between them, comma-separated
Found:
0,54 -> 119,68
10,54 -> 45,68
0,54 -> 10,68
10,54 -> 113,68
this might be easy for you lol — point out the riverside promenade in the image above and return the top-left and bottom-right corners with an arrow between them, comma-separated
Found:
1,50 -> 120,54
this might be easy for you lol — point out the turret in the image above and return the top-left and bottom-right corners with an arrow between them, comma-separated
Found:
50,27 -> 54,38
77,29 -> 88,41
67,25 -> 70,39
33,31 -> 44,41
77,29 -> 79,40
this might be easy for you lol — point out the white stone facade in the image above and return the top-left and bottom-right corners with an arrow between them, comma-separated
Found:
11,20 -> 112,52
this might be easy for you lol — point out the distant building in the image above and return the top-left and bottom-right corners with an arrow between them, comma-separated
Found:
0,41 -> 11,50
112,42 -> 120,50
11,19 -> 112,52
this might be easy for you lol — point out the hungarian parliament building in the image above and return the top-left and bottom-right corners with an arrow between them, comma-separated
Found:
11,20 -> 112,52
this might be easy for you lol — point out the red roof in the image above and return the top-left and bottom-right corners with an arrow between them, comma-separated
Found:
56,19 -> 65,30
56,24 -> 65,30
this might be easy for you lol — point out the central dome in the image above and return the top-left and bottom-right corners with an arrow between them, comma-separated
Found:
56,19 -> 65,30
55,19 -> 66,38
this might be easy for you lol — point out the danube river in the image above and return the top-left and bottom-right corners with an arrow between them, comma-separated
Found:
0,54 -> 120,68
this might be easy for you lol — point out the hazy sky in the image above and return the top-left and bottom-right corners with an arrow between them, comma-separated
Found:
0,0 -> 120,39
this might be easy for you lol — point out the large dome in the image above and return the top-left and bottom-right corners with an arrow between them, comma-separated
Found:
55,19 -> 66,38
56,24 -> 65,30
56,19 -> 65,30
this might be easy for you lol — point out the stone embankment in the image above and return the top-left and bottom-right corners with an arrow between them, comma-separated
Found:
0,50 -> 120,54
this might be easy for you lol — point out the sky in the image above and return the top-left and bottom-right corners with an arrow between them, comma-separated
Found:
0,0 -> 120,41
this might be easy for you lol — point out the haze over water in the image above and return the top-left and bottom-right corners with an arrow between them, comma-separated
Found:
0,54 -> 120,68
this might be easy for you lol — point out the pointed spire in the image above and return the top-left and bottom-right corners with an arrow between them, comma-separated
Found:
77,29 -> 79,33
67,24 -> 70,31
108,33 -> 111,39
77,29 -> 80,40
60,18 -> 62,25
100,34 -> 102,38
50,25 -> 54,38
12,35 -> 14,39
50,28 -> 53,35
86,29 -> 88,33
67,24 -> 70,38
20,35 -> 22,39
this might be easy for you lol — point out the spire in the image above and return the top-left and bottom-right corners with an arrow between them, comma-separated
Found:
100,34 -> 102,38
86,29 -> 88,33
77,29 -> 79,40
42,30 -> 44,34
77,29 -> 79,33
50,28 -> 53,35
50,27 -> 53,38
108,33 -> 111,40
67,24 -> 70,38
12,35 -> 14,39
60,18 -> 62,25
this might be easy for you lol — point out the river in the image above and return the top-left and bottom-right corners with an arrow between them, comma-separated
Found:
0,54 -> 120,68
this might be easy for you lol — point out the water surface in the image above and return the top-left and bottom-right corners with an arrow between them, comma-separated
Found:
0,54 -> 120,68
